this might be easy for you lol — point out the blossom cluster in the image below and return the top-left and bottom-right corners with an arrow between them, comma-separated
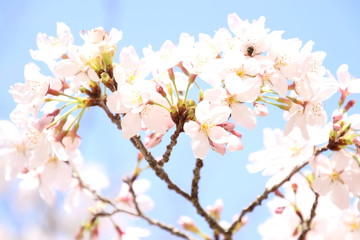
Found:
1,12 -> 360,239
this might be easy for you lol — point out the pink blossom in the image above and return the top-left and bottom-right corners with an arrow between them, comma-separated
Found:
30,22 -> 73,67
107,80 -> 174,138
247,128 -> 314,188
312,150 -> 359,209
184,101 -> 231,159
336,64 -> 360,93
227,13 -> 271,56
204,87 -> 257,130
114,45 -> 149,85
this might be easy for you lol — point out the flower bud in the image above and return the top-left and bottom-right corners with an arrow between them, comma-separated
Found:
144,133 -> 163,149
100,72 -> 111,83
332,112 -> 343,123
156,85 -> 167,98
344,99 -> 356,112
168,68 -> 175,82
206,199 -> 223,221
275,206 -> 286,214
186,99 -> 196,108
178,216 -> 200,234
353,136 -> 360,147
254,103 -> 268,116
333,123 -> 341,131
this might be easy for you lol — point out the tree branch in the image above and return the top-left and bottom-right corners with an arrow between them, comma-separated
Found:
97,101 -> 122,130
191,158 -> 203,198
297,192 -> 319,240
225,145 -> 329,238
131,135 -> 227,235
158,121 -> 184,167
125,178 -> 197,240
130,136 -> 192,201
69,160 -> 117,209
189,159 -> 225,235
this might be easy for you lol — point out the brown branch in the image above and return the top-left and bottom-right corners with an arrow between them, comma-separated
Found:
69,160 -> 117,209
225,161 -> 309,238
188,158 -> 226,235
130,136 -> 192,201
191,158 -> 203,198
297,192 -> 319,240
125,179 -> 197,240
97,100 -> 228,236
225,145 -> 329,238
158,121 -> 184,167
131,135 -> 227,235
97,101 -> 122,130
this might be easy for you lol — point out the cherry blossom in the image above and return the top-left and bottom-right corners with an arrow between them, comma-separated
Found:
2,13 -> 360,240
184,100 -> 231,159
312,150 -> 360,209
336,64 -> 360,94
30,22 -> 73,67
247,128 -> 314,188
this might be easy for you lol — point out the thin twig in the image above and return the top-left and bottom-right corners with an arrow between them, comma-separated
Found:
225,145 -> 329,237
188,158 -> 226,235
125,179 -> 197,240
130,136 -> 227,235
97,101 -> 122,130
191,158 -> 203,198
297,192 -> 319,240
69,160 -> 117,208
158,121 -> 184,167
130,136 -> 192,200
98,101 -> 227,236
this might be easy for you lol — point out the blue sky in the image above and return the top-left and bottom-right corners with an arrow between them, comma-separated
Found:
1,0 -> 360,239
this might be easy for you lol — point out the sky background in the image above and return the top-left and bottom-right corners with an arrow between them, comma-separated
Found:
1,0 -> 360,239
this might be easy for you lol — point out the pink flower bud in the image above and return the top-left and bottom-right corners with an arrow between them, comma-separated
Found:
332,112 -> 343,123
206,199 -> 223,220
353,136 -> 360,147
156,85 -> 167,98
144,133 -> 163,149
344,99 -> 356,112
275,206 -> 286,214
254,103 -> 268,116
178,216 -> 200,233
333,123 -> 341,131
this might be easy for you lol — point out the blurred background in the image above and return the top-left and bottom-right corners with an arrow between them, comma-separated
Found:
0,0 -> 360,239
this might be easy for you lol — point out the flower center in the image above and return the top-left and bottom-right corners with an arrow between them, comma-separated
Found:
130,90 -> 143,105
200,121 -> 214,134
234,67 -> 246,78
226,95 -> 237,106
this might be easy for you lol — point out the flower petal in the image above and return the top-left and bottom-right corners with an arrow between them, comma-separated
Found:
209,126 -> 229,144
231,104 -> 256,129
122,112 -> 141,138
191,132 -> 210,159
